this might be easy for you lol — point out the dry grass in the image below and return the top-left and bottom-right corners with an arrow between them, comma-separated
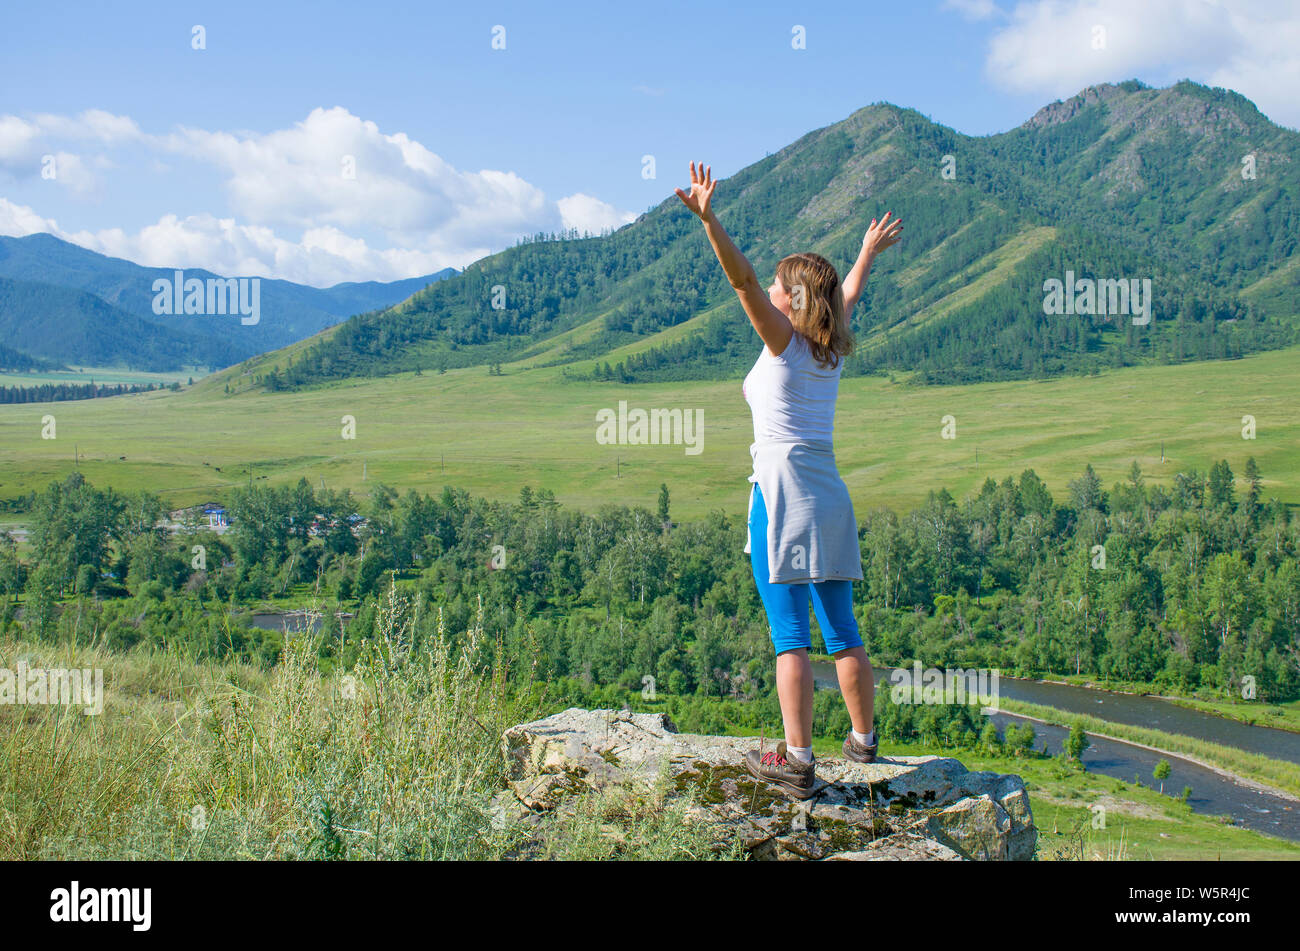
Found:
0,584 -> 739,861
1,584 -> 524,859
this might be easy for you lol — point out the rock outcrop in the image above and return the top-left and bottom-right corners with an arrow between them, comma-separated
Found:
496,708 -> 1037,861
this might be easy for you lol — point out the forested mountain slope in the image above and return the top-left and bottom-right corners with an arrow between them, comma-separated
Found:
0,233 -> 457,370
270,80 -> 1298,389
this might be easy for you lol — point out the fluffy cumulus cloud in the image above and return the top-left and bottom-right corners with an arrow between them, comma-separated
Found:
557,192 -> 637,236
0,196 -> 58,236
0,110 -> 141,194
0,115 -> 43,163
963,0 -> 1300,129
0,107 -> 637,285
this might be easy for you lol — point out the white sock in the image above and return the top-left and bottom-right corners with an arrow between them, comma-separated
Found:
851,729 -> 875,746
786,744 -> 814,764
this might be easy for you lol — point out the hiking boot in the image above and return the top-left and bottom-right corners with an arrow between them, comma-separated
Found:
744,741 -> 817,800
843,729 -> 878,764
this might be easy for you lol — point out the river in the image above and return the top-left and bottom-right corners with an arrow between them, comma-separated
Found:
810,661 -> 1300,844
249,611 -> 350,634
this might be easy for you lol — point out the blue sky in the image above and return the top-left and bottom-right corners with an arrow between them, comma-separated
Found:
2,0 -> 1297,285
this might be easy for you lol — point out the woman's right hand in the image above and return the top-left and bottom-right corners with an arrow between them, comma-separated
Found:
863,211 -> 903,257
674,161 -> 718,222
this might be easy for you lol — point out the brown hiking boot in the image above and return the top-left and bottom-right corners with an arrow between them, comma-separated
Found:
843,729 -> 878,763
744,741 -> 817,800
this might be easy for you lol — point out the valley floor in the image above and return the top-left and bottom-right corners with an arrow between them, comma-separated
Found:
1,345 -> 1298,521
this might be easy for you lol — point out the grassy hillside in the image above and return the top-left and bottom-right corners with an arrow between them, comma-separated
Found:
5,625 -> 1296,861
1,334 -> 1296,520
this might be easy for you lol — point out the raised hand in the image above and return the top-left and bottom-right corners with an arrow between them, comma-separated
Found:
863,211 -> 903,257
674,161 -> 718,222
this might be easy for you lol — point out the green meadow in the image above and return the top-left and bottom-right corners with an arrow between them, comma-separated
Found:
1,341 -> 1297,521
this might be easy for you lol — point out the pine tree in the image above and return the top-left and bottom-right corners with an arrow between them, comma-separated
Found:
1207,459 -> 1235,509
1244,456 -> 1261,509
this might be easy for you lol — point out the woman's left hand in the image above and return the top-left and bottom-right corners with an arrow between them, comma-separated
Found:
863,211 -> 903,256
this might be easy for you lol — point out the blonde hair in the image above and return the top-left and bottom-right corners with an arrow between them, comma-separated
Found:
775,252 -> 854,369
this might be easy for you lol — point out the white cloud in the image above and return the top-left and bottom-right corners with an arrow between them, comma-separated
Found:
0,107 -> 640,285
0,198 -> 480,286
0,110 -> 142,194
556,193 -> 637,236
0,115 -> 42,163
0,196 -> 59,235
31,109 -> 143,144
977,0 -> 1300,128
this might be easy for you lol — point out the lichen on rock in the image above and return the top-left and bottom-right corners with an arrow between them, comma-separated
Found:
498,708 -> 1038,861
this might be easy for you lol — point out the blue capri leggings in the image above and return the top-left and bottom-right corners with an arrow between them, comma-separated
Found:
748,482 -> 863,656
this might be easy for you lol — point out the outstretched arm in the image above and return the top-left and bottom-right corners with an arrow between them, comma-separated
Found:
676,161 -> 793,356
842,211 -> 903,315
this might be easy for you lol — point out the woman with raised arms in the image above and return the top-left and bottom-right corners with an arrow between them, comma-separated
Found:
675,161 -> 902,798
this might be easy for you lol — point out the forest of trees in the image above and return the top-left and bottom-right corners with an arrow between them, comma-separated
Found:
0,380 -> 171,403
3,456 -> 1296,708
0,342 -> 63,374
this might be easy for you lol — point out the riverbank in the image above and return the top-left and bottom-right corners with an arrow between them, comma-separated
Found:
804,729 -> 1300,859
1032,675 -> 1300,735
811,658 -> 1300,839
917,741 -> 1300,861
854,656 -> 1300,736
998,698 -> 1300,803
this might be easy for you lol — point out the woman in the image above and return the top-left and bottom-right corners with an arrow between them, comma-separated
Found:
675,161 -> 902,799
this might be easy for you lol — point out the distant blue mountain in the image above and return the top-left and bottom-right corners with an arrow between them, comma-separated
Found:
0,232 -> 456,370
0,274 -> 241,372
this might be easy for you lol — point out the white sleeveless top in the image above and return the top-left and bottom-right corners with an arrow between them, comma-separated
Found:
741,331 -> 863,584
741,331 -> 840,446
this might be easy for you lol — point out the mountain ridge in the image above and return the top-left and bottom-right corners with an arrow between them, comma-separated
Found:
0,232 -> 457,371
265,79 -> 1298,390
